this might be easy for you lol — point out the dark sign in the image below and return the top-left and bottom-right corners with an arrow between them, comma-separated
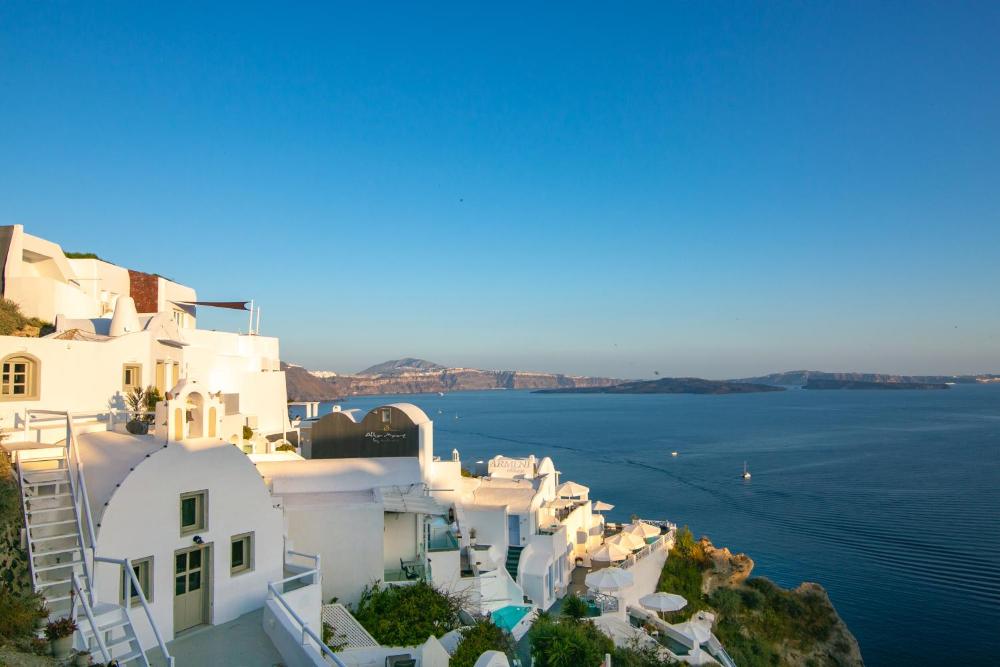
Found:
310,406 -> 419,459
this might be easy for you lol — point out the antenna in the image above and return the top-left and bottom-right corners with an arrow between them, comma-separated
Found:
247,299 -> 254,335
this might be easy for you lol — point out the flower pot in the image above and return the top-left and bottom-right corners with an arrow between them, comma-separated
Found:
126,419 -> 149,435
51,635 -> 73,660
75,653 -> 92,667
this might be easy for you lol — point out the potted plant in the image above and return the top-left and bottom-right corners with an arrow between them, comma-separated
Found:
74,649 -> 92,666
125,386 -> 149,434
34,603 -> 49,630
45,617 -> 77,659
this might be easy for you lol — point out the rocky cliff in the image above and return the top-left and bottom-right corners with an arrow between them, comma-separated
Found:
283,360 -> 620,401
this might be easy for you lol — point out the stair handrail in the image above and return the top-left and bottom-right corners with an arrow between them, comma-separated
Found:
266,570 -> 346,667
95,555 -> 174,667
62,411 -> 98,607
71,571 -> 111,664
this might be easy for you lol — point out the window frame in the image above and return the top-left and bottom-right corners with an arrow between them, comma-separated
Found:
179,490 -> 208,536
230,532 -> 254,576
121,556 -> 154,607
0,354 -> 40,401
122,363 -> 142,393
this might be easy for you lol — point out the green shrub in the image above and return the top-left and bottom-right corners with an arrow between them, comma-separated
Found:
352,581 -> 461,646
0,298 -> 50,336
560,594 -> 589,621
242,425 -> 254,440
656,526 -> 711,622
451,619 -> 515,667
528,614 -> 613,667
0,589 -> 44,640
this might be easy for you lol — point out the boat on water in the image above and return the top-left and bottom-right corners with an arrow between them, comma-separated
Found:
742,461 -> 752,480
671,451 -> 679,457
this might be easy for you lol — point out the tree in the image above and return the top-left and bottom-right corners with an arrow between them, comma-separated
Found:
450,619 -> 515,667
529,614 -> 614,667
351,581 -> 462,646
560,594 -> 589,621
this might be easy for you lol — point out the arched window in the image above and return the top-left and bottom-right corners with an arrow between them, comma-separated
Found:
1,354 -> 40,400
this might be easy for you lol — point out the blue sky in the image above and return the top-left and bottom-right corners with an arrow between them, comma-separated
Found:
2,2 -> 998,378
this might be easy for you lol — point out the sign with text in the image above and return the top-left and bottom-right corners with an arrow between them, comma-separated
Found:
488,456 -> 534,478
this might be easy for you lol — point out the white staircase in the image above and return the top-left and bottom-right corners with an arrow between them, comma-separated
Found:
15,410 -> 173,666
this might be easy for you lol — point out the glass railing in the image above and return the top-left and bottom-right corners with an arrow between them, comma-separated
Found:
428,531 -> 460,552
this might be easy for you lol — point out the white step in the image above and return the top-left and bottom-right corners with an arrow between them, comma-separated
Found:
34,558 -> 84,573
28,519 -> 76,529
22,470 -> 70,484
32,532 -> 78,543
34,546 -> 82,558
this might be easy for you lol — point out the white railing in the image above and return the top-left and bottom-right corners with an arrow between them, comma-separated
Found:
267,564 -> 347,667
95,556 -> 174,667
71,572 -> 111,664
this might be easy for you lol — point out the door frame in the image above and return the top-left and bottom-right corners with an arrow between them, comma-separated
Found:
173,543 -> 212,634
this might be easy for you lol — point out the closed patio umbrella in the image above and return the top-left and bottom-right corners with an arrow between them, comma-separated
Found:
592,500 -> 614,512
672,621 -> 712,646
606,531 -> 645,551
585,566 -> 634,592
590,542 -> 630,562
557,481 -> 590,499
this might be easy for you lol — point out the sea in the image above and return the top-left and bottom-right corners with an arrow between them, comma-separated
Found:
292,384 -> 1000,666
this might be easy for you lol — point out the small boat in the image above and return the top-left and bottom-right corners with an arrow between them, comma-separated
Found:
438,392 -> 445,396
742,461 -> 751,480
671,451 -> 679,457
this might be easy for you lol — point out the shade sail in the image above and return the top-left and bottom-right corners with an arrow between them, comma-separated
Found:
592,501 -> 614,512
585,566 -> 634,592
171,300 -> 250,311
590,542 -> 630,562
639,592 -> 688,614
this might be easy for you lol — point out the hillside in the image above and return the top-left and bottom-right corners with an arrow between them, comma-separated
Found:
534,377 -> 785,395
283,359 -> 620,401
803,378 -> 948,391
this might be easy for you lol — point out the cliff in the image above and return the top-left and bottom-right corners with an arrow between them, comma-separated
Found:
283,360 -> 620,401
735,369 -> 995,386
534,377 -> 785,395
803,378 -> 948,391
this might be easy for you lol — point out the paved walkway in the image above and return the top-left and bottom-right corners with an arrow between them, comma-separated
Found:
147,608 -> 284,667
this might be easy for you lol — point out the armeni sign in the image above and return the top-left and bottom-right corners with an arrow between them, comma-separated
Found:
488,456 -> 535,477
311,406 -> 419,458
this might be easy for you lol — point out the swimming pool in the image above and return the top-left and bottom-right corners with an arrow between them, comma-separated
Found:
490,605 -> 533,632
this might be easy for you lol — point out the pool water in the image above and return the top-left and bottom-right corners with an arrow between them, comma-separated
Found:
491,605 -> 532,632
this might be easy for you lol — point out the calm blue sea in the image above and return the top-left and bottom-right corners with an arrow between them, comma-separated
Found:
294,385 -> 1000,666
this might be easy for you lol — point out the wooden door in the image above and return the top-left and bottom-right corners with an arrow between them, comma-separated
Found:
174,546 -> 208,633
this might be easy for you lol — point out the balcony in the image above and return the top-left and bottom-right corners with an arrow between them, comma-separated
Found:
384,559 -> 427,584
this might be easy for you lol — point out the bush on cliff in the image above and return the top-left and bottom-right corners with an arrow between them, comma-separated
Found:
351,581 -> 461,646
450,619 -> 515,667
656,526 -> 711,622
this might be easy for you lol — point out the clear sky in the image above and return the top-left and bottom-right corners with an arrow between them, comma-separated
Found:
2,2 -> 998,378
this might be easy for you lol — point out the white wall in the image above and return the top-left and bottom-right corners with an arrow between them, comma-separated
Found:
383,512 -> 418,570
91,440 -> 284,649
283,501 -> 384,606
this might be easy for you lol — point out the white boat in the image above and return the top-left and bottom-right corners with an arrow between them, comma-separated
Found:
742,461 -> 751,480
671,451 -> 679,457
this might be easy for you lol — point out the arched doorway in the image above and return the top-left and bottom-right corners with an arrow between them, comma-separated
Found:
207,407 -> 217,438
188,392 -> 205,438
173,408 -> 184,441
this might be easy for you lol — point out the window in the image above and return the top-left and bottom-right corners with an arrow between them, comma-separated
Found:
230,532 -> 254,575
381,408 -> 391,423
121,556 -> 153,606
1,354 -> 39,400
123,364 -> 142,393
179,491 -> 207,535
155,361 -> 165,394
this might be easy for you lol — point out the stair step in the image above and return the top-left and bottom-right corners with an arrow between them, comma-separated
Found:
36,577 -> 73,588
33,546 -> 82,558
22,470 -> 70,483
34,558 -> 84,573
114,648 -> 145,664
44,593 -> 73,603
32,532 -> 78,543
26,492 -> 72,500
28,519 -> 76,529
27,505 -> 74,514
83,617 -> 130,636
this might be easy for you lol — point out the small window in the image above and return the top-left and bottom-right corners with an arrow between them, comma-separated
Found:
123,364 -> 142,393
179,491 -> 207,535
121,556 -> 153,606
1,354 -> 39,401
230,532 -> 254,575
381,408 -> 391,423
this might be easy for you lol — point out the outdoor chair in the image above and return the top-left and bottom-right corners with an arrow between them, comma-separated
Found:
385,655 -> 416,667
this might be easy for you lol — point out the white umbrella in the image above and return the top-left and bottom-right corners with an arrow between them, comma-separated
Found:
557,481 -> 590,499
673,621 -> 712,646
625,522 -> 661,539
590,542 -> 630,562
592,500 -> 614,512
544,498 -> 576,509
639,592 -> 688,615
584,566 -> 634,592
606,531 -> 645,551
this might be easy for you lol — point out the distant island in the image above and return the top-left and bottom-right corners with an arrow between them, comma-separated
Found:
734,369 -> 998,386
283,357 -> 620,401
533,377 -> 785,395
803,378 -> 949,391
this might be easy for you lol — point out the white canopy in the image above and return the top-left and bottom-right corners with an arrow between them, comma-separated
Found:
639,592 -> 687,614
584,566 -> 634,592
590,542 -> 630,562
606,531 -> 645,551
557,481 -> 590,498
625,521 -> 662,539
673,621 -> 712,645
592,500 -> 614,512
544,498 -> 577,509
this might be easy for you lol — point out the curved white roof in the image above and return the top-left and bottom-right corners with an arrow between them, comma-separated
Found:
385,403 -> 431,425
255,456 -> 422,494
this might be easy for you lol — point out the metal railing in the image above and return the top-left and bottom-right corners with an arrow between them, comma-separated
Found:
95,556 -> 174,667
267,557 -> 347,667
71,572 -> 111,664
